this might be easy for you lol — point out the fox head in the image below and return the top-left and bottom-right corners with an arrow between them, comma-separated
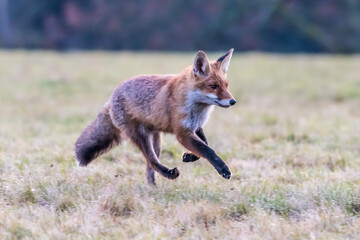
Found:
191,49 -> 236,108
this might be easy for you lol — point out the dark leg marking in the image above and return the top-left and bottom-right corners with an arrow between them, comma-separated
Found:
127,124 -> 179,182
178,132 -> 231,179
182,128 -> 207,163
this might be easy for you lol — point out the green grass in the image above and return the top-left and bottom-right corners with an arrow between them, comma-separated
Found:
0,51 -> 360,239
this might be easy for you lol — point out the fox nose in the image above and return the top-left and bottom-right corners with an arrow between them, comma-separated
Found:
230,99 -> 236,106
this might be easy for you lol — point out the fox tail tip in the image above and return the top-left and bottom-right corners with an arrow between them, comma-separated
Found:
75,156 -> 88,167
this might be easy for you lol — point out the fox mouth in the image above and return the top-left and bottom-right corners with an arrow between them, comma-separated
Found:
214,98 -> 236,108
215,101 -> 231,108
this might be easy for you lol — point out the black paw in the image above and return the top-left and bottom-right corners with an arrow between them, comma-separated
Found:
182,153 -> 199,162
218,166 -> 231,179
166,167 -> 180,180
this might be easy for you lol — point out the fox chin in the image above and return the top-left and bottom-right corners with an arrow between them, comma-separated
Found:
75,49 -> 236,184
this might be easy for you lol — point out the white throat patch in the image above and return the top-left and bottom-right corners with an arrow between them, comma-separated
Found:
182,90 -> 215,131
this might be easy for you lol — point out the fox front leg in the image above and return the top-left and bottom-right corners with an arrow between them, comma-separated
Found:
182,128 -> 208,162
177,131 -> 231,179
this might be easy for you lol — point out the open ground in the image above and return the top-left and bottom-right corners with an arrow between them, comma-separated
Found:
0,51 -> 360,239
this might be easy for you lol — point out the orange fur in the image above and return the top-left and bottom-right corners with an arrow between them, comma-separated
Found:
75,49 -> 236,184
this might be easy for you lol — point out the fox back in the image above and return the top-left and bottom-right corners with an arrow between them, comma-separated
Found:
75,49 -> 236,184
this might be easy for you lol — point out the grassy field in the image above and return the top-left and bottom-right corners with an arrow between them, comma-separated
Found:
0,51 -> 360,239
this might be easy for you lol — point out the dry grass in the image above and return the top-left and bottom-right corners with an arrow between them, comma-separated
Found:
0,51 -> 360,239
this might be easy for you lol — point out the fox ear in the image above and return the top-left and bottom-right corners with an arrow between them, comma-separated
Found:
217,48 -> 234,73
193,51 -> 210,77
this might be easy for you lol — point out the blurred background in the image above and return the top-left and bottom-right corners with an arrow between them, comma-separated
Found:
1,0 -> 359,53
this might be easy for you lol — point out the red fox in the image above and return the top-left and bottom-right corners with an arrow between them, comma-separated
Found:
75,49 -> 236,184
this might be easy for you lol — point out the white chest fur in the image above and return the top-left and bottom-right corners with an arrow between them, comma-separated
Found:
183,90 -> 214,131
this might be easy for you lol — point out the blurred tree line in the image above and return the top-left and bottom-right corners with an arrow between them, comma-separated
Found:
0,0 -> 359,52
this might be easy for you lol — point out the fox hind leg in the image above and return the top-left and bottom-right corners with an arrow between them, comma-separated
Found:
127,124 -> 179,182
146,163 -> 155,184
146,131 -> 161,184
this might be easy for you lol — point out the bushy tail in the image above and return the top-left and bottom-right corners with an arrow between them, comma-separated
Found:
75,106 -> 121,166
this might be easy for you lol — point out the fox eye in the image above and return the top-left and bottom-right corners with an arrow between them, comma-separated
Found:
210,84 -> 217,89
